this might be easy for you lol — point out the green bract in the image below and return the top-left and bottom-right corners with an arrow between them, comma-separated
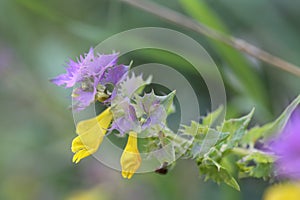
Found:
164,95 -> 300,190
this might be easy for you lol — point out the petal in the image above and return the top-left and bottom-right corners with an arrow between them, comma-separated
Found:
50,58 -> 82,88
269,107 -> 300,180
102,64 -> 129,85
76,107 -> 112,133
120,132 -> 141,179
89,53 -> 119,75
71,107 -> 113,163
73,77 -> 100,111
110,99 -> 140,134
73,89 -> 96,110
71,125 -> 105,163
264,183 -> 300,200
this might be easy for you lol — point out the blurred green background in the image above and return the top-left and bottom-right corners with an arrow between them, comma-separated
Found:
0,0 -> 299,199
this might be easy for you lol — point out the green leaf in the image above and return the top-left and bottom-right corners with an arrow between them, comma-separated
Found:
163,128 -> 193,157
198,156 -> 240,191
133,90 -> 176,119
114,73 -> 152,102
181,121 -> 203,137
237,151 -> 274,179
182,106 -> 225,139
220,108 -> 255,149
181,115 -> 230,158
242,95 -> 300,145
159,90 -> 176,114
191,129 -> 229,158
202,105 -> 224,127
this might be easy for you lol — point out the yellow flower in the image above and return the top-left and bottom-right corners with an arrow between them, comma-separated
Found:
263,182 -> 300,200
71,107 -> 113,163
120,131 -> 141,179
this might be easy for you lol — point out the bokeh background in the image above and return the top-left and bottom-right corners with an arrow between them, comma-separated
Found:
0,0 -> 299,199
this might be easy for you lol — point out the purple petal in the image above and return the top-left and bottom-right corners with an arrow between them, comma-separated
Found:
72,77 -> 100,110
269,107 -> 300,180
111,118 -> 134,135
141,118 -> 151,130
73,89 -> 96,111
89,53 -> 119,76
50,59 -> 81,88
111,99 -> 140,134
102,64 -> 129,85
82,47 -> 94,63
142,105 -> 166,130
138,92 -> 161,113
149,106 -> 166,125
128,105 -> 137,121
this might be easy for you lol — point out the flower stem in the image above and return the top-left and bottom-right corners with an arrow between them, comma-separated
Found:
120,0 -> 300,77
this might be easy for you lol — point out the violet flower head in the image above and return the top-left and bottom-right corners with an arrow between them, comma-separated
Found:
102,64 -> 129,85
111,89 -> 175,136
51,48 -> 129,110
269,107 -> 300,180
51,48 -> 95,88
111,98 -> 141,135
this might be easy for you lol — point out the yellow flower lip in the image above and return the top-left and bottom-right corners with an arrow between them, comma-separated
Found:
120,131 -> 141,179
263,182 -> 300,200
71,107 -> 113,163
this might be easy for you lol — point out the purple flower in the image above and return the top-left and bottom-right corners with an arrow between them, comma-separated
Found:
269,107 -> 300,180
141,105 -> 166,129
51,48 -> 95,88
111,98 -> 140,135
72,77 -> 100,110
137,93 -> 167,129
86,53 -> 119,76
102,64 -> 129,85
51,47 -> 129,110
111,92 -> 168,135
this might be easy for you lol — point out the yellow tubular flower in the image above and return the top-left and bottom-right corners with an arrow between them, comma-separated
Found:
72,107 -> 113,163
120,131 -> 141,179
263,182 -> 300,200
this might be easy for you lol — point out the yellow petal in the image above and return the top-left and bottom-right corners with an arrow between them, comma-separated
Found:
263,182 -> 300,200
72,107 -> 113,163
76,107 -> 112,133
120,131 -> 141,179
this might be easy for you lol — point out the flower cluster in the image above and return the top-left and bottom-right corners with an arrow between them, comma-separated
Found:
51,48 -> 176,179
111,90 -> 175,136
51,47 -> 300,188
51,48 -> 128,110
